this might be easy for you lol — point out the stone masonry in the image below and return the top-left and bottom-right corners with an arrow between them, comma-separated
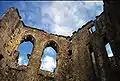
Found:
0,0 -> 120,81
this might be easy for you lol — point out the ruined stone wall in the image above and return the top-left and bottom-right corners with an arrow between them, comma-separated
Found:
0,8 -> 72,81
71,14 -> 109,81
71,21 -> 96,81
0,0 -> 120,81
71,1 -> 120,80
91,13 -> 112,81
0,7 -> 97,81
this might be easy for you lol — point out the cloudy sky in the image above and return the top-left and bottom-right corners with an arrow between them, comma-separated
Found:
0,1 -> 103,36
0,1 -> 113,72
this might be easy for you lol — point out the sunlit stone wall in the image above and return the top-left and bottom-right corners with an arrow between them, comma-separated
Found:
0,0 -> 120,81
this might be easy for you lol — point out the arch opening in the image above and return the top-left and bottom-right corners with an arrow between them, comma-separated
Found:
17,35 -> 34,65
18,41 -> 33,65
40,46 -> 57,72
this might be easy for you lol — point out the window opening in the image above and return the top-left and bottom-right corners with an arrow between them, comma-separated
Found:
105,43 -> 117,69
18,41 -> 33,65
40,47 -> 57,72
89,26 -> 96,33
105,43 -> 114,57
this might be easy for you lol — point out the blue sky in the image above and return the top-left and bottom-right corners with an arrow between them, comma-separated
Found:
0,1 -> 103,36
18,41 -> 33,65
105,43 -> 113,57
0,1 -> 113,72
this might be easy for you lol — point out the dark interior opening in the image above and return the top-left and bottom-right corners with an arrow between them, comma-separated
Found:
0,54 -> 3,61
89,45 -> 98,77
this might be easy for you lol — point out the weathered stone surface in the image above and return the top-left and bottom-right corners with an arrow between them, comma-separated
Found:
0,0 -> 120,81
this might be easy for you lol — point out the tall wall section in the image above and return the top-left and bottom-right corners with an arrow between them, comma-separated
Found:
71,1 -> 120,81
72,8 -> 120,81
71,21 -> 95,81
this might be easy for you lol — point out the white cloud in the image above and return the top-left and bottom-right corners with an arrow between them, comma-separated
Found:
44,47 -> 56,56
41,1 -> 103,36
18,56 -> 28,65
1,1 -> 103,36
53,24 -> 73,36
18,56 -> 23,65
108,53 -> 113,57
40,56 -> 56,72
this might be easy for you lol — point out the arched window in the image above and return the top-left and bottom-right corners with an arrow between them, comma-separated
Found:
18,41 -> 33,65
40,41 -> 58,72
18,35 -> 34,65
40,47 -> 57,72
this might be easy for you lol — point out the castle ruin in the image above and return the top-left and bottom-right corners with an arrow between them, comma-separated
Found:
0,0 -> 120,81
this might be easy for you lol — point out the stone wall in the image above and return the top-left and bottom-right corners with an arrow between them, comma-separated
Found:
0,0 -> 120,81
0,8 -> 72,81
71,21 -> 95,81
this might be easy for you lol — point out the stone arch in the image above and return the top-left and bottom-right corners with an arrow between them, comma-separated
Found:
17,34 -> 35,54
40,40 -> 59,72
43,40 -> 59,53
17,34 -> 35,65
20,34 -> 35,45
